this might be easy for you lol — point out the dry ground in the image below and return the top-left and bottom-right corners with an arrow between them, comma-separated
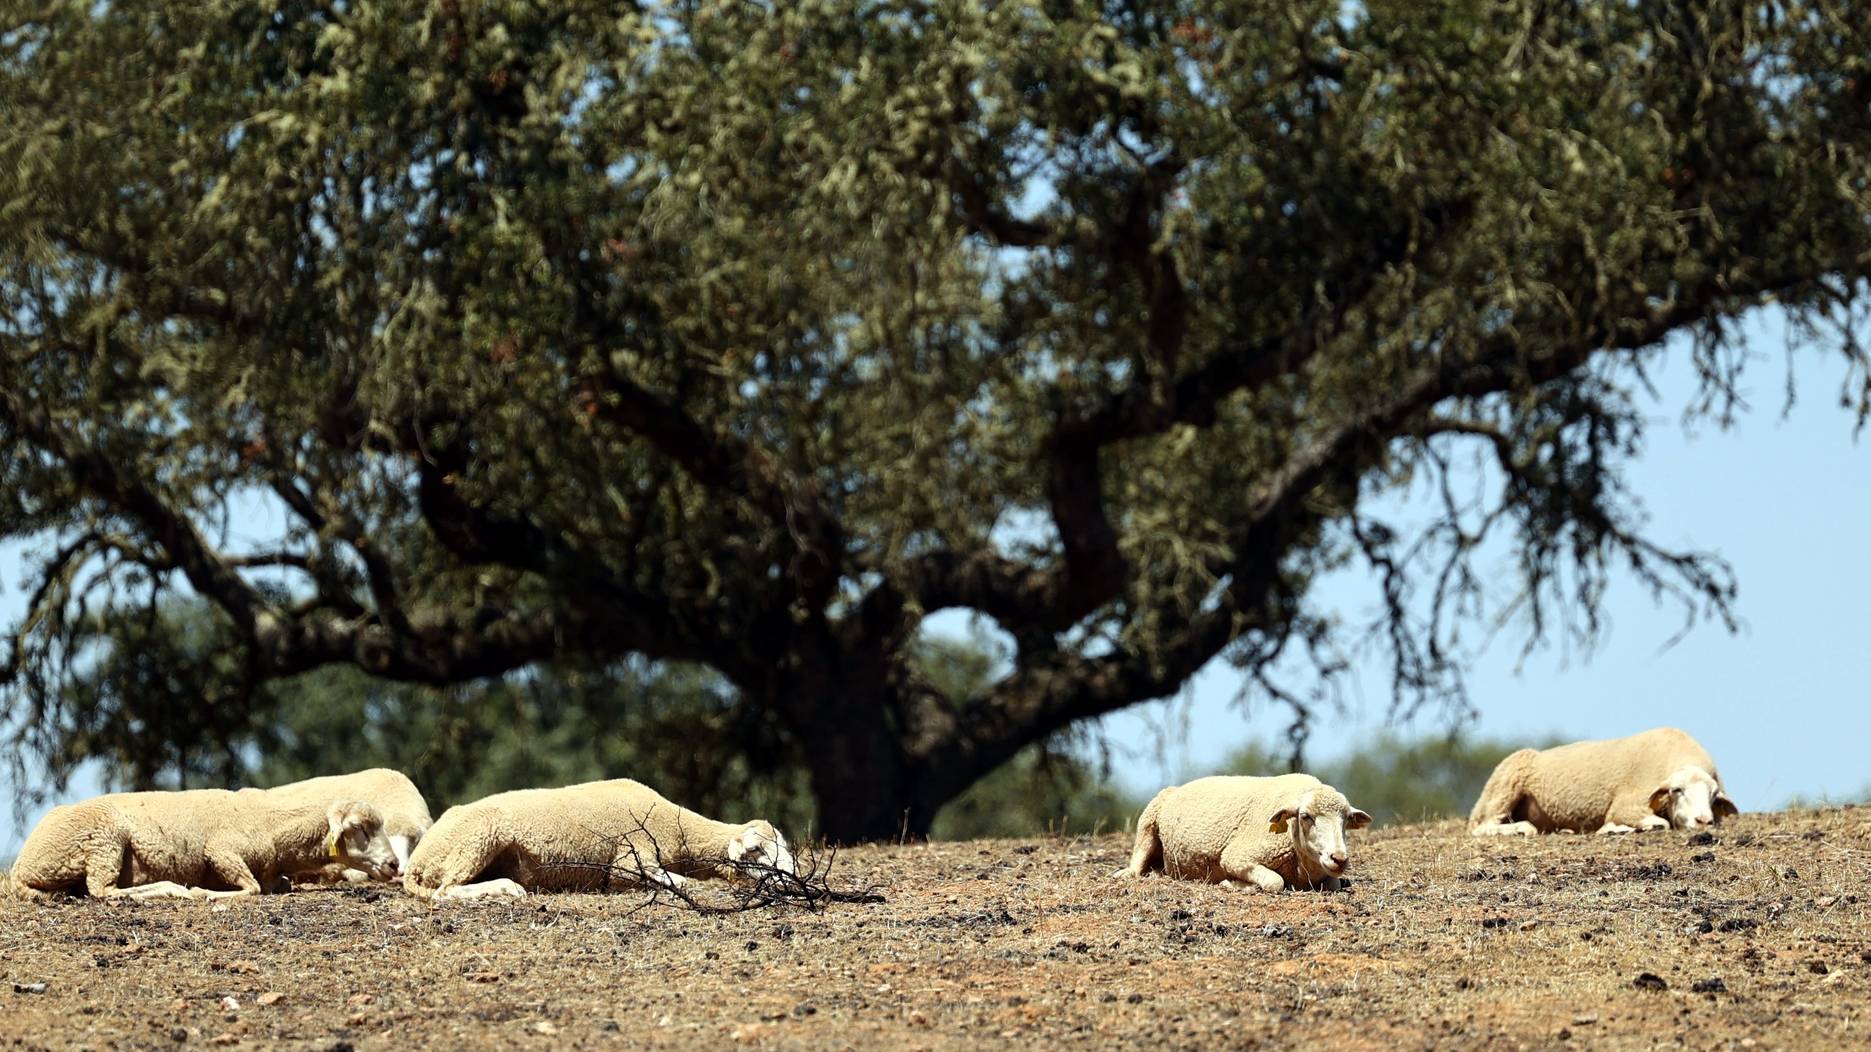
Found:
4,808 -> 1871,1050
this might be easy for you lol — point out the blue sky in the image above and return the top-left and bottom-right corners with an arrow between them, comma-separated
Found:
3,307 -> 1865,855
1087,308 -> 1870,810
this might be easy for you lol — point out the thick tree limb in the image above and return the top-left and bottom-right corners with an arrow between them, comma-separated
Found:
930,272 -> 1816,782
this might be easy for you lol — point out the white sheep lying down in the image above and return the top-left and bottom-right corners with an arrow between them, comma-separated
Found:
264,768 -> 433,881
1116,773 -> 1372,892
402,778 -> 796,901
8,789 -> 399,901
1470,727 -> 1738,836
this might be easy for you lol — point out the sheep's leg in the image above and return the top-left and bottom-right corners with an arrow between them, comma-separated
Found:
1597,790 -> 1671,835
1114,791 -> 1168,878
615,853 -> 692,891
1244,865 -> 1288,893
406,812 -> 521,899
200,848 -> 266,900
105,881 -> 202,901
1216,837 -> 1287,892
1468,750 -> 1539,835
79,821 -> 144,898
435,878 -> 528,901
1471,820 -> 1540,837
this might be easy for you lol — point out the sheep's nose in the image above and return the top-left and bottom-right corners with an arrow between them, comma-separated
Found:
1329,852 -> 1347,867
1694,816 -> 1713,828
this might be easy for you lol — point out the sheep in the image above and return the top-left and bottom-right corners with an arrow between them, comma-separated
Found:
8,789 -> 399,901
401,778 -> 797,901
1114,773 -> 1372,892
1469,727 -> 1738,836
262,769 -> 433,881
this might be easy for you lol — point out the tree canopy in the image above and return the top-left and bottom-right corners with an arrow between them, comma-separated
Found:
2,0 -> 1868,839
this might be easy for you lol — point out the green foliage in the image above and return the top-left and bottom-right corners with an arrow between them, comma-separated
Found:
1220,731 -> 1568,826
2,0 -> 1869,837
28,601 -> 1136,838
932,747 -> 1138,840
246,660 -> 815,827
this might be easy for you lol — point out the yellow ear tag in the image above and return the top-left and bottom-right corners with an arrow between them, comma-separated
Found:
326,835 -> 341,859
1268,818 -> 1289,834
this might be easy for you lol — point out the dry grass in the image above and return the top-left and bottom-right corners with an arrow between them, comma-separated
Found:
4,808 -> 1871,1049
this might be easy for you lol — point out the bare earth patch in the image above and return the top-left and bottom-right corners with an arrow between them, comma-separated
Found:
4,809 -> 1870,1049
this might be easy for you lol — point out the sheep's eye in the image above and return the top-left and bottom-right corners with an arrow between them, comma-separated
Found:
1301,814 -> 1314,825
1671,788 -> 1683,797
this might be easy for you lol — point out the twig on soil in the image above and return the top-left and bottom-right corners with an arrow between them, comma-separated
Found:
571,817 -> 885,916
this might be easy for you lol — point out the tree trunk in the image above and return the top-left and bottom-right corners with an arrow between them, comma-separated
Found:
780,643 -> 940,843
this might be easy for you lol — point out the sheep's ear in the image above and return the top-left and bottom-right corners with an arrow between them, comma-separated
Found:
1346,808 -> 1373,830
1268,808 -> 1298,834
1713,792 -> 1739,819
1647,787 -> 1672,815
729,826 -> 765,863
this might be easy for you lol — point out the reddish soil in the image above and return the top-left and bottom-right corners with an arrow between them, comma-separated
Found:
5,808 -> 1870,1049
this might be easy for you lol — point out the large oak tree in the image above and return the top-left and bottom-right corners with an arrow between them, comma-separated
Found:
2,0 -> 1867,839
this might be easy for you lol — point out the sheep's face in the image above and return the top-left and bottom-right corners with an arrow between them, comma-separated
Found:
1649,767 -> 1737,829
324,801 -> 400,880
1270,788 -> 1372,879
384,820 -> 429,876
728,821 -> 796,876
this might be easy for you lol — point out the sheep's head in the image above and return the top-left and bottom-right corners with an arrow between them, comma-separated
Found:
727,820 -> 796,876
324,800 -> 400,880
1269,787 -> 1372,879
383,818 -> 430,875
1649,767 -> 1737,829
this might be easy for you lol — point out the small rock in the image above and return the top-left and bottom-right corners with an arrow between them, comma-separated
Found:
907,1010 -> 932,1028
1816,895 -> 1840,908
207,1033 -> 239,1047
1557,1028 -> 1571,1041
1634,972 -> 1669,991
219,996 -> 240,1013
255,992 -> 284,1007
1692,977 -> 1727,994
465,972 -> 501,984
530,1021 -> 559,1036
600,1019 -> 621,1032
169,1027 -> 189,1042
1809,960 -> 1830,975
1687,831 -> 1717,846
12,982 -> 48,995
345,993 -> 374,1008
225,960 -> 259,975
1780,866 -> 1800,879
1573,1015 -> 1598,1025
343,1012 -> 368,1027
